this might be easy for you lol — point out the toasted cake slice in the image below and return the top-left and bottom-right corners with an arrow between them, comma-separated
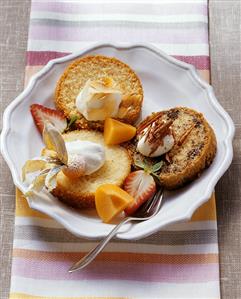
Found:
133,107 -> 217,189
50,130 -> 131,209
55,55 -> 143,131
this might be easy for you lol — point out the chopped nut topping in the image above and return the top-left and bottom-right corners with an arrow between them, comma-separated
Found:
144,119 -> 173,155
137,112 -> 164,134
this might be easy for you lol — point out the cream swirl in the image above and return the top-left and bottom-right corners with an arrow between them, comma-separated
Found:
65,140 -> 105,175
76,78 -> 122,121
137,127 -> 174,157
137,117 -> 174,157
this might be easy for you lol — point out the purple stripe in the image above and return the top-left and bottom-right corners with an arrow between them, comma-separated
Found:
13,258 -> 219,283
26,51 -> 68,65
175,55 -> 210,69
26,51 -> 209,70
31,2 -> 207,16
29,25 -> 208,44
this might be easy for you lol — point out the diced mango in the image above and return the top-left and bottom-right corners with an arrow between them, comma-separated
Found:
95,184 -> 134,223
104,118 -> 136,145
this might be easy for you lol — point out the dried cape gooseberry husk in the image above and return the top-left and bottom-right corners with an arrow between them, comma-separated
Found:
45,166 -> 63,191
42,121 -> 68,165
25,169 -> 50,197
22,158 -> 48,181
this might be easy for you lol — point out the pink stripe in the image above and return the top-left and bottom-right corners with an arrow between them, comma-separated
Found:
12,258 -> 219,283
31,2 -> 207,16
176,55 -> 210,69
29,25 -> 208,44
26,51 -> 68,65
26,51 -> 210,70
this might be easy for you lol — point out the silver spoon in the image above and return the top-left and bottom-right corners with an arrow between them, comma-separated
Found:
68,188 -> 164,273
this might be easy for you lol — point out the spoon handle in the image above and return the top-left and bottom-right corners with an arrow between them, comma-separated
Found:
68,217 -> 131,272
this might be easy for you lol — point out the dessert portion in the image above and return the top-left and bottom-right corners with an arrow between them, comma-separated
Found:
133,107 -> 217,190
23,113 -> 133,214
55,55 -> 143,131
51,130 -> 131,209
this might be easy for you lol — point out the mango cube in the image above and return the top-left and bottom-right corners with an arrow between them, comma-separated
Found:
104,118 -> 136,145
95,184 -> 134,223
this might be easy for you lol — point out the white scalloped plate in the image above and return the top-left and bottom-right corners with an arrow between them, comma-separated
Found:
1,43 -> 235,240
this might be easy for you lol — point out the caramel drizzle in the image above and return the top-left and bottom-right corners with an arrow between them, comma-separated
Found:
163,122 -> 196,163
138,112 -> 196,157
145,119 -> 173,156
137,112 -> 164,135
177,123 -> 195,146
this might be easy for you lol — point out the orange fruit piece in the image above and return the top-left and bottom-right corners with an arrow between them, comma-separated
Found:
95,184 -> 134,223
104,118 -> 136,145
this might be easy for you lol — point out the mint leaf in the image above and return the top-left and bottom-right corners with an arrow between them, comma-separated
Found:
134,159 -> 145,169
151,161 -> 163,173
66,115 -> 79,131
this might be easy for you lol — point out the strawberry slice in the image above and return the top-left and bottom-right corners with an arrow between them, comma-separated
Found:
123,170 -> 156,215
30,104 -> 67,134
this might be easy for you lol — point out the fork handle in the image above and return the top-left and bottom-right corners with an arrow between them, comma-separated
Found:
68,217 -> 132,272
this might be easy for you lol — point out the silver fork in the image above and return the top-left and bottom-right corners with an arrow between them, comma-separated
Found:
68,188 -> 164,273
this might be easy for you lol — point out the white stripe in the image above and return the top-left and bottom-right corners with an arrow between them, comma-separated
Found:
15,216 -> 217,231
31,11 -> 208,24
11,276 -> 219,298
13,239 -> 219,254
32,0 -> 207,5
27,40 -> 209,56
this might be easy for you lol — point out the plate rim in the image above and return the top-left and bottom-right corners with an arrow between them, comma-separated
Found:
0,42 -> 235,240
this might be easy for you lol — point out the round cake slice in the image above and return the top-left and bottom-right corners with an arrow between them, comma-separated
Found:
134,107 -> 217,189
50,130 -> 131,209
55,55 -> 143,131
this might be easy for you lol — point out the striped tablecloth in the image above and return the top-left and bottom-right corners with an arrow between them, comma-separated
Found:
10,1 -> 220,298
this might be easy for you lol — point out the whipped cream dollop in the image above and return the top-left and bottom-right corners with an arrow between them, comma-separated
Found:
137,124 -> 174,158
76,78 -> 122,121
65,140 -> 105,175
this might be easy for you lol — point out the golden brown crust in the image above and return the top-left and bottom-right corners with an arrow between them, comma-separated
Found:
137,107 -> 217,189
52,183 -> 96,209
55,55 -> 143,131
50,130 -> 131,209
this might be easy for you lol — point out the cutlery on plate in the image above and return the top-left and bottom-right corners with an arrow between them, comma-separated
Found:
68,188 -> 163,272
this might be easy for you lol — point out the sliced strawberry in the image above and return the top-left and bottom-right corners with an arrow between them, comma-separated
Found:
123,170 -> 156,215
30,104 -> 67,134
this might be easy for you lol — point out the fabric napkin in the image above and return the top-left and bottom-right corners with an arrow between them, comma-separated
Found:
9,1 -> 220,298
